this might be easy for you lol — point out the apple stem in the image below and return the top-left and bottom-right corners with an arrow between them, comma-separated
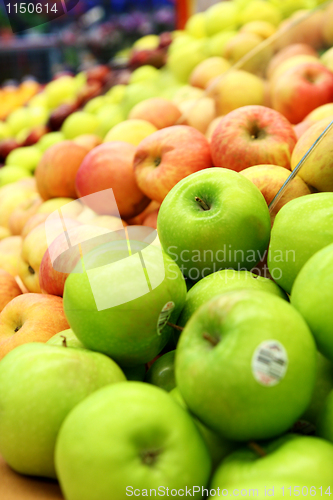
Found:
167,322 -> 184,332
203,332 -> 219,347
60,335 -> 67,348
195,197 -> 210,211
28,265 -> 35,275
248,441 -> 267,457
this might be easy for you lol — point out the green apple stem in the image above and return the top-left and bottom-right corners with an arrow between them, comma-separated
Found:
60,336 -> 68,348
167,322 -> 184,332
248,441 -> 267,458
195,197 -> 210,211
203,332 -> 219,347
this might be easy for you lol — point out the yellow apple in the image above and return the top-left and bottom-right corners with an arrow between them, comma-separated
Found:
189,57 -> 231,89
205,2 -> 240,36
223,32 -> 273,75
103,119 -> 157,146
0,236 -> 22,276
185,12 -> 207,39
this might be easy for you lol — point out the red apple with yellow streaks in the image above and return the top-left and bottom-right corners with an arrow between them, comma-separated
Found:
0,270 -> 22,312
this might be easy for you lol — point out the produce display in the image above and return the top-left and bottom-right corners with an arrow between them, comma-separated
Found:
1,0 -> 333,499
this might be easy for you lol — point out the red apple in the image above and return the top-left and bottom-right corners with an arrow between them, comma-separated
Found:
126,200 -> 160,225
86,65 -> 111,85
133,125 -> 212,203
0,138 -> 19,162
35,141 -> 88,200
0,293 -> 69,360
211,105 -> 297,172
271,62 -> 333,124
22,125 -> 49,147
0,269 -> 22,312
76,142 -> 150,219
266,43 -> 318,80
129,98 -> 182,130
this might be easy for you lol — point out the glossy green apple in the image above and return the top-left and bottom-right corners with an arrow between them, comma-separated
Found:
170,387 -> 236,470
210,434 -> 333,495
167,39 -> 208,83
55,382 -> 211,500
0,342 -> 125,479
5,145 -> 42,173
0,165 -> 32,187
61,111 -> 100,139
301,352 -> 333,425
145,350 -> 176,392
178,269 -> 287,329
129,65 -> 160,85
63,237 -> 186,366
291,243 -> 333,361
157,168 -> 271,280
268,193 -> 333,294
95,104 -> 124,138
47,328 -> 85,349
175,290 -> 317,441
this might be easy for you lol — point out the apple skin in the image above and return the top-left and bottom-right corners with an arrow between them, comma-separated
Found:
291,117 -> 333,192
268,193 -> 333,294
274,10 -> 324,51
223,32 -> 273,75
0,182 -> 37,229
157,168 -> 271,279
8,195 -> 43,235
0,342 -> 125,478
0,269 -> 22,312
47,328 -> 84,349
266,43 -> 318,80
0,293 -> 69,360
133,125 -> 212,204
104,119 -> 158,147
142,208 -> 159,229
291,243 -> 333,361
55,382 -> 211,500
211,106 -> 297,172
178,98 -> 217,135
129,98 -> 182,129
145,350 -> 176,392
18,218 -> 80,293
0,236 -> 22,276
189,57 -> 231,90
240,164 -> 311,221
76,142 -> 150,219
211,434 -> 333,493
271,62 -> 333,124
35,141 -> 88,200
208,70 -> 265,116
63,239 -> 186,367
73,133 -> 102,152
177,269 -> 287,330
175,290 -> 317,441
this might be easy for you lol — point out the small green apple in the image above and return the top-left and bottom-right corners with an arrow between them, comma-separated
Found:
211,434 -> 333,494
61,111 -> 100,140
178,269 -> 288,329
129,65 -> 160,85
145,350 -> 176,392
84,96 -> 106,114
170,387 -> 236,470
157,168 -> 271,279
0,121 -> 11,141
121,83 -> 159,117
208,30 -> 238,57
55,382 -> 211,500
63,237 -> 187,366
269,0 -> 316,18
47,328 -> 84,348
133,34 -> 160,50
0,165 -> 32,187
205,2 -> 240,36
45,76 -> 77,109
291,243 -> 333,361
105,84 -> 126,105
0,342 -> 125,478
6,108 -> 31,135
5,145 -> 42,173
185,13 -> 207,39
175,290 -> 317,441
167,39 -> 207,83
239,1 -> 282,26
28,106 -> 49,127
37,131 -> 65,153
95,104 -> 125,138
268,193 -> 333,294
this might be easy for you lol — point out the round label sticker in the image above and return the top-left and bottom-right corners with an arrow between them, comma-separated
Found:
252,340 -> 288,387
157,301 -> 175,336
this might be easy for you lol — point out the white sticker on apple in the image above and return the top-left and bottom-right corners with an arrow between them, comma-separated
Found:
157,301 -> 175,336
252,340 -> 288,387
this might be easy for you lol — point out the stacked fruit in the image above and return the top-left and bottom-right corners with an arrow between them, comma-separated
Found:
1,1 -> 333,499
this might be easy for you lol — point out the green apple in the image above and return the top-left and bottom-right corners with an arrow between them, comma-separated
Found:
5,145 -> 42,173
178,269 -> 288,329
211,434 -> 333,495
28,106 -> 49,127
157,168 -> 271,280
47,328 -> 85,348
145,350 -> 176,392
0,342 -> 125,479
301,352 -> 333,425
317,389 -> 333,443
269,0 -> 316,18
185,13 -> 207,39
175,289 -> 317,441
45,76 -> 77,109
268,194 -> 333,294
239,1 -> 282,26
0,121 -> 11,140
208,30 -> 237,57
170,387 -> 236,470
133,34 -> 160,50
61,111 -> 100,140
121,83 -> 159,117
167,39 -> 207,83
55,382 -> 211,500
63,237 -> 187,366
129,65 -> 160,85
95,104 -> 124,138
291,243 -> 333,361
0,165 -> 32,187
37,131 -> 65,153
6,108 -> 31,135
105,84 -> 126,105
84,96 -> 106,114
205,2 -> 239,36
